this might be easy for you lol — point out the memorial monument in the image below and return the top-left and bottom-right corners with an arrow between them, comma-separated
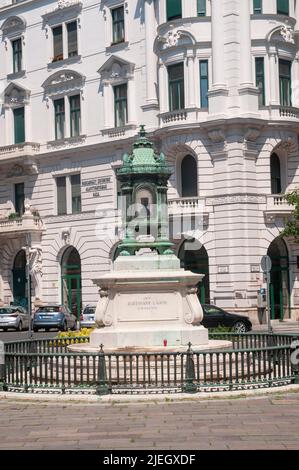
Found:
88,126 -> 210,350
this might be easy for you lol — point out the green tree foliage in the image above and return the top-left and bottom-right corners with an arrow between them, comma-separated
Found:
281,189 -> 299,242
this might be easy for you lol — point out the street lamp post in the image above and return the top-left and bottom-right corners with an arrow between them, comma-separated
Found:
25,233 -> 32,340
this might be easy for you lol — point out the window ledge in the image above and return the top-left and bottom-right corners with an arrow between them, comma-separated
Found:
101,124 -> 137,138
7,70 -> 26,81
47,134 -> 86,148
105,41 -> 129,53
47,55 -> 82,70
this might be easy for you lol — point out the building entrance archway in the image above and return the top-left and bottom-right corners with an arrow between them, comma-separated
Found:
12,250 -> 27,307
61,247 -> 82,320
178,241 -> 210,304
267,237 -> 290,320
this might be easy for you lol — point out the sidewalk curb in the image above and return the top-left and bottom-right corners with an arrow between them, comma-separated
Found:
1,384 -> 299,404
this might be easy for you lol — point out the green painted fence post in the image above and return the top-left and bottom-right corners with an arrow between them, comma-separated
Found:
182,343 -> 197,393
96,344 -> 110,395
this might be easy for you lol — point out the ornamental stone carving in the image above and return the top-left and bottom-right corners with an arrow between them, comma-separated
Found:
280,25 -> 295,44
58,0 -> 79,8
98,55 -> 135,84
4,84 -> 30,108
165,30 -> 181,48
1,16 -> 26,38
42,70 -> 85,98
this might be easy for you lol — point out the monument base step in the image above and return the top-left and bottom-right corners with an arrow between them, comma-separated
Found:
88,325 -> 209,350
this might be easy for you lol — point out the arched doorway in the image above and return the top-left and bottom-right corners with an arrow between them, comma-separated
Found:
181,155 -> 198,197
267,237 -> 290,320
178,241 -> 210,304
61,247 -> 82,320
12,250 -> 27,307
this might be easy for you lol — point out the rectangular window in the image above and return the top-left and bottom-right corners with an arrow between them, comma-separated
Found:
71,174 -> 81,214
279,59 -> 292,106
197,0 -> 206,16
12,38 -> 22,73
67,21 -> 78,57
54,98 -> 65,140
57,176 -> 67,215
167,0 -> 182,21
112,6 -> 125,44
114,84 -> 128,127
52,25 -> 63,62
253,0 -> 262,14
199,60 -> 209,108
168,62 -> 185,111
13,107 -> 25,144
255,57 -> 265,106
14,183 -> 24,217
277,0 -> 289,15
69,95 -> 81,137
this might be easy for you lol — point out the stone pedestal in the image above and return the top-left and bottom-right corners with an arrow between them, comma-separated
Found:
89,254 -> 209,350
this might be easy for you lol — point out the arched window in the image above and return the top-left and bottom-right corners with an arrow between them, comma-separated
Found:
181,155 -> 198,197
270,153 -> 282,194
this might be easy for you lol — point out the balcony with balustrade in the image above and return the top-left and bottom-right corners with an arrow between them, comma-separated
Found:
264,194 -> 293,223
0,142 -> 40,164
168,196 -> 210,228
0,207 -> 44,237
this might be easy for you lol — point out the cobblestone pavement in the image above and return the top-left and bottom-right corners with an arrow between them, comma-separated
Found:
0,393 -> 299,450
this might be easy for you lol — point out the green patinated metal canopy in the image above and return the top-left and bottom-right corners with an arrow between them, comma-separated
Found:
116,125 -> 174,257
117,125 -> 171,177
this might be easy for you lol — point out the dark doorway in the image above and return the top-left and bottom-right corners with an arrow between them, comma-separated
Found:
179,241 -> 210,304
61,247 -> 82,320
267,237 -> 290,320
12,250 -> 27,307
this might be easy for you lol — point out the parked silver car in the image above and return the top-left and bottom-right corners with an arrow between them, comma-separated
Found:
0,306 -> 29,331
80,305 -> 96,328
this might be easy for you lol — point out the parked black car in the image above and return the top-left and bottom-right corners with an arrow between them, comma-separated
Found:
32,304 -> 77,332
201,304 -> 252,333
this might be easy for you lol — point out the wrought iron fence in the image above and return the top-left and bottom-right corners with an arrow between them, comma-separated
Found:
0,333 -> 299,394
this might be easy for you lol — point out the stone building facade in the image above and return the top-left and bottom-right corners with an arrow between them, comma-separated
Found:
0,0 -> 299,323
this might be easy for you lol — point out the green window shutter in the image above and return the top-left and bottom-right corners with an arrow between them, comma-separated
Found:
112,6 -> 125,44
255,57 -> 265,106
199,60 -> 209,108
197,0 -> 206,16
53,25 -> 63,61
57,176 -> 67,215
67,21 -> 78,57
168,62 -> 185,111
13,107 -> 25,144
277,0 -> 289,15
167,0 -> 182,21
71,174 -> 81,214
54,98 -> 65,140
12,38 -> 22,73
279,59 -> 292,106
253,0 -> 262,14
69,95 -> 81,137
114,84 -> 128,127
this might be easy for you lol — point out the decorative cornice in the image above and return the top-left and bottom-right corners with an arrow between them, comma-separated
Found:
42,1 -> 82,25
1,15 -> 26,38
98,55 -> 135,84
4,83 -> 30,108
42,70 -> 85,98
